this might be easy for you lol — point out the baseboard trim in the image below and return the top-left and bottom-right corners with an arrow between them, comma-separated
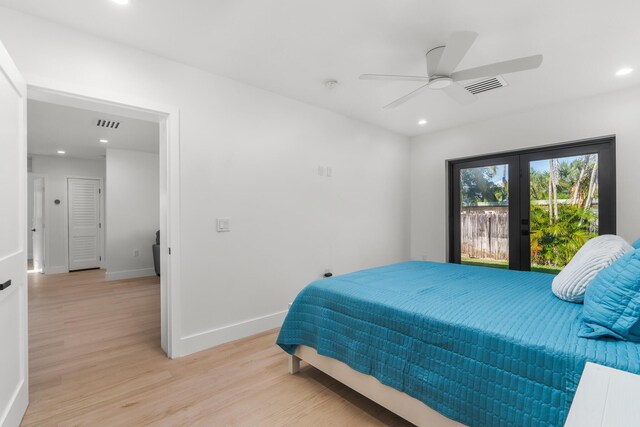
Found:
178,310 -> 288,357
1,378 -> 28,427
45,265 -> 69,275
105,268 -> 156,281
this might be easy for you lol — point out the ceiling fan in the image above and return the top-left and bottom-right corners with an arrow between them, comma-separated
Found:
360,31 -> 543,109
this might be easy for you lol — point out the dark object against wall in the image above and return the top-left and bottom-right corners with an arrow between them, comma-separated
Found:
153,230 -> 160,276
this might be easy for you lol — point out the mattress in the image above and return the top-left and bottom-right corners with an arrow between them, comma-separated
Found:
276,261 -> 640,427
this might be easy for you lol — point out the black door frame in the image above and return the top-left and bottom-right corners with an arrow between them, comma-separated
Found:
447,135 -> 616,270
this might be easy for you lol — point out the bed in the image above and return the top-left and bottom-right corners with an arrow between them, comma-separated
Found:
276,261 -> 640,426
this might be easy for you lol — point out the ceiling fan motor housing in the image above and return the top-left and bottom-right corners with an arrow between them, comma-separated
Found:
428,76 -> 453,89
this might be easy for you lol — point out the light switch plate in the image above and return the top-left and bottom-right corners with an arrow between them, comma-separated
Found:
217,218 -> 230,232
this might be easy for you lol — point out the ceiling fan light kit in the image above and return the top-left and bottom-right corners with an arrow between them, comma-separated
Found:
360,31 -> 543,109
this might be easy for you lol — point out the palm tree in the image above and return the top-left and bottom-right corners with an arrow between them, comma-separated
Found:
584,160 -> 598,209
531,203 -> 596,267
530,155 -> 599,269
570,155 -> 590,206
529,168 -> 549,201
548,159 -> 559,222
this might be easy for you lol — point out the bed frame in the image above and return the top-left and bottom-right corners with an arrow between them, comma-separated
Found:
289,348 -> 640,427
289,345 -> 462,427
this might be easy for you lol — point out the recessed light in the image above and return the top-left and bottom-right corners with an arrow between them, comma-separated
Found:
100,139 -> 109,143
111,0 -> 129,5
57,150 -> 66,155
616,67 -> 633,76
418,119 -> 428,125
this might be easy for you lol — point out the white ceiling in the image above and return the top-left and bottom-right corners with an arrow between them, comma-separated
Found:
28,100 -> 159,160
5,0 -> 640,136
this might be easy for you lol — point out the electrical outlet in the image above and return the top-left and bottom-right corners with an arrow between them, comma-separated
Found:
133,249 -> 140,257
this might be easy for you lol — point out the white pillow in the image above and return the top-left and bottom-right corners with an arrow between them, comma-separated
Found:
552,235 -> 633,303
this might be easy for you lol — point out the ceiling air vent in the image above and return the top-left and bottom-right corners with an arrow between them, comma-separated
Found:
464,75 -> 508,95
96,119 -> 121,129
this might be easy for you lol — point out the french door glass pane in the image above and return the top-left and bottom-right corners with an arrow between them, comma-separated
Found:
460,164 -> 509,269
529,154 -> 599,274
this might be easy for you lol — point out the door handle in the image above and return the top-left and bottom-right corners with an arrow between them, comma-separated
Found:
0,280 -> 11,291
31,228 -> 36,232
521,230 -> 530,236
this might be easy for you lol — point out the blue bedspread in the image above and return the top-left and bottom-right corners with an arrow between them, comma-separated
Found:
276,261 -> 640,426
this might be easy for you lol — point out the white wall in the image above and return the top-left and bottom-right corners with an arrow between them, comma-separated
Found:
0,8 -> 411,355
29,155 -> 106,274
106,149 -> 159,281
411,86 -> 640,262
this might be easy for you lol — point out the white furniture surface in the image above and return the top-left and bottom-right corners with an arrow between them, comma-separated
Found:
566,362 -> 640,427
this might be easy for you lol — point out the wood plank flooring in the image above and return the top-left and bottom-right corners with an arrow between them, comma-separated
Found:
24,268 -> 411,426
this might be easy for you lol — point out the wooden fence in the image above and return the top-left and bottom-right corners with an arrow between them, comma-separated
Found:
461,206 -> 509,261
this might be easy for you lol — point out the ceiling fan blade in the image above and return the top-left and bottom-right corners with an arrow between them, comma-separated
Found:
442,82 -> 477,105
383,83 -> 430,109
451,54 -> 543,82
435,31 -> 478,76
360,74 -> 429,82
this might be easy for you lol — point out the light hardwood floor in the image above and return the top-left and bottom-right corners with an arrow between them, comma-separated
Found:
24,268 -> 412,426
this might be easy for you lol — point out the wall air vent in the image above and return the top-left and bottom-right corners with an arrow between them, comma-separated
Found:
464,75 -> 508,95
96,119 -> 121,129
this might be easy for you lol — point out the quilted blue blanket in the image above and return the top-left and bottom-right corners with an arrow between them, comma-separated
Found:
277,261 -> 640,427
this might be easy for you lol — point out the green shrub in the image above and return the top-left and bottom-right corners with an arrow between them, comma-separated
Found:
530,204 -> 597,268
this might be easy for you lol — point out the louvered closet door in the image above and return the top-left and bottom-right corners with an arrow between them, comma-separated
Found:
68,178 -> 101,271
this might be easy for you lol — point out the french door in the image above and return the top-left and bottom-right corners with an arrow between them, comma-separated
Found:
449,137 -> 616,273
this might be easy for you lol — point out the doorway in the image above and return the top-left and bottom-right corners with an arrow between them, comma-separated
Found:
448,136 -> 616,272
31,176 -> 45,273
26,85 -> 181,358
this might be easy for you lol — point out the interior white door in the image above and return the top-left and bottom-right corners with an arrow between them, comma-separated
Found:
32,177 -> 45,273
68,178 -> 101,271
0,41 -> 29,426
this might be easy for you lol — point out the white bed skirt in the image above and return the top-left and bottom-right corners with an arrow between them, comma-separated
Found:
291,345 -> 463,427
